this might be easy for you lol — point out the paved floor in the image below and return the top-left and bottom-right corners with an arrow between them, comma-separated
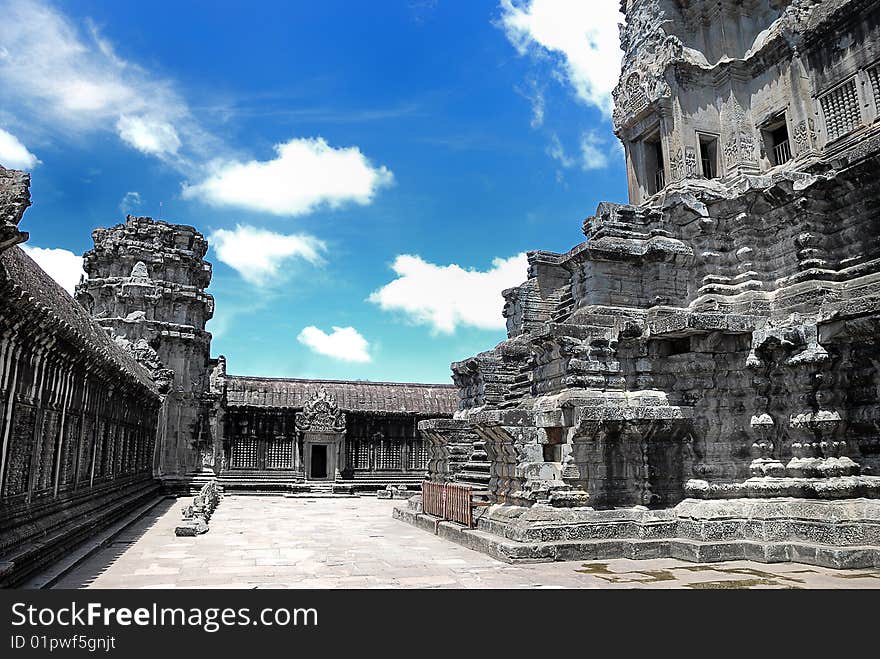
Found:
51,496 -> 880,589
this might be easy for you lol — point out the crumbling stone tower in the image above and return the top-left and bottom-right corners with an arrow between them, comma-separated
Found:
409,0 -> 880,567
75,216 -> 216,483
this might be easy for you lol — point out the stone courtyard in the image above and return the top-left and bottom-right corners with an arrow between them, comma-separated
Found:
43,497 -> 880,589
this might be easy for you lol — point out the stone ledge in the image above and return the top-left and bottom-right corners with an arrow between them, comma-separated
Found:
393,499 -> 880,569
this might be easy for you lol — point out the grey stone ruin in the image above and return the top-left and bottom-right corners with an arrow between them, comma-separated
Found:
399,0 -> 880,569
175,480 -> 222,536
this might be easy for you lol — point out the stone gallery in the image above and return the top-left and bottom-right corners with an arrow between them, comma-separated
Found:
1,0 -> 880,587
0,186 -> 456,585
400,0 -> 880,569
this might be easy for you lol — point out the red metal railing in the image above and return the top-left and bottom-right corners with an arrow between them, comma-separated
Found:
421,481 -> 489,528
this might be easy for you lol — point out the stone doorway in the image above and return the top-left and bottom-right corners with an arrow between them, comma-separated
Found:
310,444 -> 328,479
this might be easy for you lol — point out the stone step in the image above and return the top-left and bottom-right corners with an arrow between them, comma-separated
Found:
455,475 -> 491,488
0,479 -> 163,588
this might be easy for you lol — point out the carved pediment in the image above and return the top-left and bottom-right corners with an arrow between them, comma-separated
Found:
295,387 -> 346,433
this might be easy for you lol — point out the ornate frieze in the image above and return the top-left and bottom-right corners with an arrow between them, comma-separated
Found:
295,387 -> 347,433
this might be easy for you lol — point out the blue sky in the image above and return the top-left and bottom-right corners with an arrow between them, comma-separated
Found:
0,0 -> 626,383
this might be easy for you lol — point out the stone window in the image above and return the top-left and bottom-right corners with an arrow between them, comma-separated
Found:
408,440 -> 427,469
542,426 -> 564,462
653,337 -> 691,357
348,440 -> 371,469
375,440 -> 401,470
644,133 -> 666,195
698,134 -> 719,178
820,79 -> 862,142
761,116 -> 791,166
231,438 -> 257,468
266,439 -> 293,469
869,65 -> 880,114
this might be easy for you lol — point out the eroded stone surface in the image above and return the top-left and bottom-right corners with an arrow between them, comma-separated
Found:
417,0 -> 880,563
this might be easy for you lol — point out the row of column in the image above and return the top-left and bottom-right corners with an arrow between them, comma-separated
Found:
0,326 -> 158,507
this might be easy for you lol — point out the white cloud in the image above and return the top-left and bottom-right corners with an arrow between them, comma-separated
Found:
0,127 -> 39,169
20,245 -> 85,295
0,2 -> 392,220
209,224 -> 326,286
516,79 -> 546,128
369,253 -> 528,334
119,191 -> 142,214
547,131 -> 612,171
297,326 -> 372,363
580,130 -> 610,170
0,0 -> 192,163
499,0 -> 624,116
182,137 -> 394,216
547,133 -> 575,168
116,115 -> 181,157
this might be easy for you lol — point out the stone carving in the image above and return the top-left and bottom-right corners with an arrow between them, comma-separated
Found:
175,481 -> 221,536
295,387 -> 347,433
684,146 -> 698,178
130,261 -> 149,279
0,166 -> 30,252
793,118 -> 817,154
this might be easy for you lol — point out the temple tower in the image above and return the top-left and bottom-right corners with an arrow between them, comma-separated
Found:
75,216 -> 216,482
615,0 -> 826,205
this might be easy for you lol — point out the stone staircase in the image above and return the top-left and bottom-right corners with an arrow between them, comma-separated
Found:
454,439 -> 492,490
219,471 -> 310,495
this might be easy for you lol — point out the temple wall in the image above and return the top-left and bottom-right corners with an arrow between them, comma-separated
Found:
222,408 -> 430,478
0,239 -> 160,587
430,0 -> 880,523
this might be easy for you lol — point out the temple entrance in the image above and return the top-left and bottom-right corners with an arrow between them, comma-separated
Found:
310,444 -> 328,479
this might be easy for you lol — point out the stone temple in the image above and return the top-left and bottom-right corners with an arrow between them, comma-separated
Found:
402,0 -> 880,569
2,0 -> 880,585
0,196 -> 455,585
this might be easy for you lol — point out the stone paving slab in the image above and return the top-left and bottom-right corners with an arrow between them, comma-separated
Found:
48,496 -> 880,589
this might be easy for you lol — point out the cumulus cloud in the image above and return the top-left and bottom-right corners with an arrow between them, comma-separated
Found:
369,253 -> 528,334
209,224 -> 326,286
0,1 -> 394,218
182,137 -> 394,216
297,326 -> 372,363
20,245 -> 85,295
0,0 -> 194,164
499,0 -> 624,116
0,127 -> 39,169
116,115 -> 181,157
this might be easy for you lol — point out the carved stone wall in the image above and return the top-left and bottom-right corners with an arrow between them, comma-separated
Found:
0,172 -> 160,586
615,0 -> 879,205
431,0 -> 880,515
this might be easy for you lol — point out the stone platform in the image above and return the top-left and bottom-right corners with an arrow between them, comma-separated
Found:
394,496 -> 880,569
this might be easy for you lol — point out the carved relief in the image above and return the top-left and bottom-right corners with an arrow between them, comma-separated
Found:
793,118 -> 817,154
685,146 -> 698,178
295,387 -> 347,433
722,95 -> 757,171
